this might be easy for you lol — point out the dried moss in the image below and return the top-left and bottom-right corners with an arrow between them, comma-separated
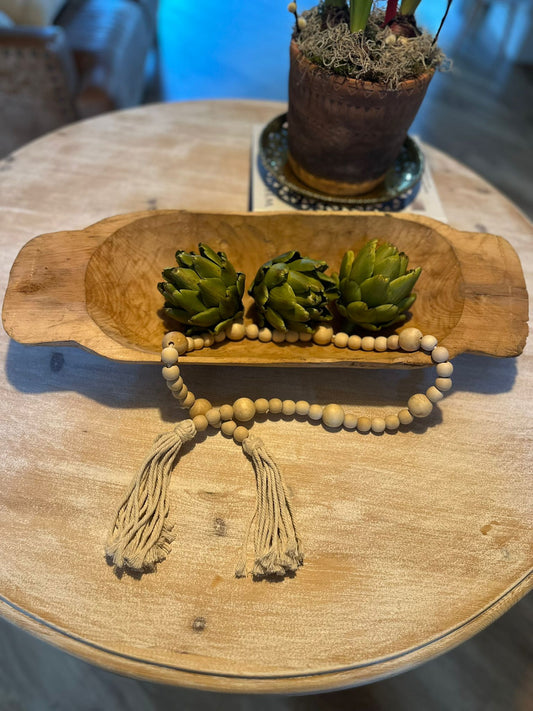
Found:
295,5 -> 446,88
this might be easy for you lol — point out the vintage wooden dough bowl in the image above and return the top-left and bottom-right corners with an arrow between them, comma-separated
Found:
2,210 -> 528,364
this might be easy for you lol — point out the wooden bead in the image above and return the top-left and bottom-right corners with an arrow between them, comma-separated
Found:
268,398 -> 283,414
165,367 -> 181,384
176,383 -> 189,398
192,414 -> 208,432
227,322 -> 246,341
202,333 -> 214,348
436,361 -> 454,377
343,412 -> 357,429
221,420 -> 237,437
322,404 -> 345,428
233,425 -> 249,443
371,417 -> 386,433
348,335 -> 361,350
408,393 -> 433,418
192,337 -> 204,350
245,323 -> 259,340
308,404 -> 323,421
357,416 -> 372,433
375,336 -> 388,352
162,331 -> 188,355
399,327 -> 422,352
219,404 -> 234,421
180,391 -> 196,409
162,365 -> 181,381
299,332 -> 313,342
272,329 -> 285,343
167,376 -> 184,392
258,327 -> 272,343
254,398 -> 269,414
313,325 -> 333,345
172,384 -> 187,400
426,386 -> 444,403
233,397 -> 256,422
361,336 -> 375,351
214,331 -> 226,343
435,377 -> 452,392
282,399 -> 296,416
385,414 -> 400,430
189,398 -> 212,418
295,400 -> 310,416
333,332 -> 349,348
387,334 -> 400,350
284,330 -> 298,343
206,407 -> 221,427
161,346 -> 179,366
173,332 -> 189,355
398,408 -> 413,425
186,337 -> 195,352
432,346 -> 449,363
162,331 -> 179,349
420,334 -> 438,351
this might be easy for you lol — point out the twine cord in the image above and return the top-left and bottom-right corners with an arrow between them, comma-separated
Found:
237,435 -> 303,578
105,419 -> 196,572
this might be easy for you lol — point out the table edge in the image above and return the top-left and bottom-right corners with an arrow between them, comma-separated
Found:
1,570 -> 531,693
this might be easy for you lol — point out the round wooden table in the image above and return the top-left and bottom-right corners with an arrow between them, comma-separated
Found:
0,101 -> 531,694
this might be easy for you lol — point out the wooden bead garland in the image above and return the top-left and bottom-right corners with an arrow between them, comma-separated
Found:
106,322 -> 455,582
160,323 -> 454,439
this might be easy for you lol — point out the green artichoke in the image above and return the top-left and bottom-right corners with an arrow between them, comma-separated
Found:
158,243 -> 245,335
337,240 -> 421,332
249,250 -> 339,333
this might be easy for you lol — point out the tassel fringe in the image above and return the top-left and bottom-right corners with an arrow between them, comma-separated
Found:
105,419 -> 197,572
236,435 -> 303,579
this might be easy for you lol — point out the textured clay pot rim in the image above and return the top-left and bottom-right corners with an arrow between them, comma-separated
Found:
290,40 -> 435,93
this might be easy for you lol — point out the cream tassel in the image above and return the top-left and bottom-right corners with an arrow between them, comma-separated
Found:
106,419 -> 197,572
236,435 -> 303,579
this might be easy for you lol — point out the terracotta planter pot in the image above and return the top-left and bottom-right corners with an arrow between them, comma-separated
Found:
287,41 -> 434,196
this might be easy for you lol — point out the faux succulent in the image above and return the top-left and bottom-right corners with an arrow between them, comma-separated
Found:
249,251 -> 339,333
337,239 -> 421,332
158,243 -> 245,335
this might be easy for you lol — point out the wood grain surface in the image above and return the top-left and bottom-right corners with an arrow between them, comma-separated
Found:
3,209 -> 527,366
0,100 -> 531,693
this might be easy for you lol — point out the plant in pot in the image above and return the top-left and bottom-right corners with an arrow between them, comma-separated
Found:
286,1 -> 453,197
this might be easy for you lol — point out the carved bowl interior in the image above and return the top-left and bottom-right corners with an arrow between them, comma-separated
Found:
85,211 -> 463,366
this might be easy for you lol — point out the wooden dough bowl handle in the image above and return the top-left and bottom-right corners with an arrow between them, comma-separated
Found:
2,212 -> 152,361
444,225 -> 529,358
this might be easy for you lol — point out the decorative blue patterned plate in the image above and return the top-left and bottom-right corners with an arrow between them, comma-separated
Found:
258,113 -> 423,212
